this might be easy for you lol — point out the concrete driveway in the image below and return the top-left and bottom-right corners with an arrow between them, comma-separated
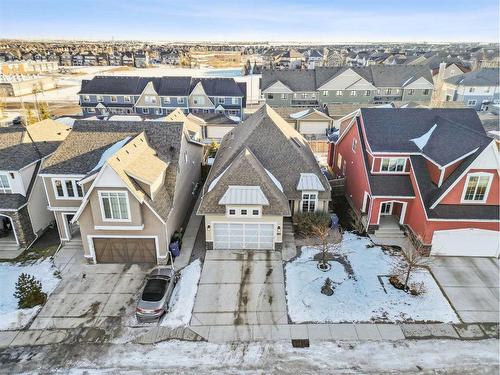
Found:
30,244 -> 151,330
430,257 -> 499,323
191,250 -> 288,327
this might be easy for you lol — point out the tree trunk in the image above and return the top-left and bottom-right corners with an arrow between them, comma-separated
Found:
404,265 -> 412,290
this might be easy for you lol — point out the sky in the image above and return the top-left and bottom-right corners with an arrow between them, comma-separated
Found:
0,0 -> 499,43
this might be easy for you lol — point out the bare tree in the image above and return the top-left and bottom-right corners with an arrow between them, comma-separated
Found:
309,223 -> 343,271
398,236 -> 431,291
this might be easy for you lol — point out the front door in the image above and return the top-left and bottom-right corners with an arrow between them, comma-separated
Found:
380,202 -> 393,215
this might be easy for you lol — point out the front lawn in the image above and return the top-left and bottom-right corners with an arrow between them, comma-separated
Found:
0,258 -> 60,330
285,232 -> 458,323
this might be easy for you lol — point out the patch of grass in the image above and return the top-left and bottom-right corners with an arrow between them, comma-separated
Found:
1,244 -> 59,264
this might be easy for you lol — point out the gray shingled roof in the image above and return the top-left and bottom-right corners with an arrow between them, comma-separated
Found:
444,68 -> 499,86
0,127 -> 60,170
79,75 -> 244,97
360,108 -> 490,166
202,105 -> 330,204
41,120 -> 187,222
261,66 -> 433,91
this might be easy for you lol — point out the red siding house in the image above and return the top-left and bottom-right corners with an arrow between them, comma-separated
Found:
328,108 -> 499,257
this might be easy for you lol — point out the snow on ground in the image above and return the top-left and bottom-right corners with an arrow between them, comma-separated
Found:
160,259 -> 201,328
0,259 -> 60,330
285,232 -> 458,323
56,339 -> 499,374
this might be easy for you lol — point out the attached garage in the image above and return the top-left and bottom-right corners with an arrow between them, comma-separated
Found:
213,223 -> 275,250
431,229 -> 499,257
92,237 -> 157,263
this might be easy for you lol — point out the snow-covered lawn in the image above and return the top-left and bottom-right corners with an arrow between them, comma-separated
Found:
285,232 -> 458,323
160,259 -> 201,328
0,259 -> 60,330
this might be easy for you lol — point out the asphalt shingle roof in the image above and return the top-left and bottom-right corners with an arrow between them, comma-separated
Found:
444,68 -> 499,86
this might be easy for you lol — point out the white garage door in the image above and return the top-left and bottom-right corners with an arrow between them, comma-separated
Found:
299,121 -> 328,135
431,229 -> 499,257
213,223 -> 274,250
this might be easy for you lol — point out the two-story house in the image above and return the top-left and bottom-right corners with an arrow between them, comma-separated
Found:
441,68 -> 499,111
261,66 -> 434,108
40,120 -> 203,264
78,75 -> 246,119
328,108 -> 499,257
198,105 -> 331,251
0,120 -> 71,252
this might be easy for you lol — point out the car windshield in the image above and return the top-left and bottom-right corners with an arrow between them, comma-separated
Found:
142,279 -> 167,302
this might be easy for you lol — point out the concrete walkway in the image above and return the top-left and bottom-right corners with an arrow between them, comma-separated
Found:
174,195 -> 202,269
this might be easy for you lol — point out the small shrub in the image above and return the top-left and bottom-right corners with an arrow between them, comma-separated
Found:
293,212 -> 330,236
321,277 -> 334,296
389,275 -> 405,290
13,273 -> 47,309
409,281 -> 426,296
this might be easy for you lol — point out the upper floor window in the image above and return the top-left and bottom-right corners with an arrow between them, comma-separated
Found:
124,96 -> 131,102
110,96 -> 117,102
267,93 -> 274,100
99,191 -> 130,221
301,192 -> 317,213
301,93 -> 307,99
408,89 -> 414,95
381,158 -> 406,172
350,90 -> 356,96
462,173 -> 492,203
365,90 -> 371,96
232,97 -> 239,104
0,174 -> 12,194
193,96 -> 205,105
178,97 -> 185,104
336,90 -> 343,96
145,95 -> 156,104
53,178 -> 83,199
385,88 -> 392,95
281,93 -> 286,100
423,89 -> 430,95
164,97 -> 171,104
467,100 -> 477,106
218,97 -> 225,104
469,87 -> 475,93
82,95 -> 90,102
322,90 -> 328,96
96,95 -> 103,102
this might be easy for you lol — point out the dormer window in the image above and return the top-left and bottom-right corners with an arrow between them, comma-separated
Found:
462,173 -> 492,203
0,174 -> 12,194
145,95 -> 157,104
381,158 -> 406,172
110,96 -> 117,102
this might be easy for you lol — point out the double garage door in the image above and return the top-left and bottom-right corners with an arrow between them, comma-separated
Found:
93,238 -> 157,263
431,229 -> 499,257
213,223 -> 274,250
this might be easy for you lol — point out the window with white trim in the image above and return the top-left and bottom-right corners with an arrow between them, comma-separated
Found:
281,93 -> 286,99
385,88 -> 392,95
380,158 -> 406,172
322,90 -> 328,96
252,209 -> 260,216
301,192 -> 317,213
229,209 -> 236,215
124,96 -> 131,102
467,99 -> 477,106
0,174 -> 12,193
218,97 -> 225,104
96,95 -> 103,102
99,191 -> 130,221
336,153 -> 343,170
178,97 -> 185,104
142,108 -> 148,114
110,96 -> 117,102
463,174 -> 491,202
408,89 -> 414,95
53,179 -> 84,199
145,95 -> 157,104
336,90 -> 343,96
82,95 -> 90,102
87,108 -> 96,113
232,97 -> 238,105
423,89 -> 430,95
350,90 -> 356,96
365,90 -> 371,96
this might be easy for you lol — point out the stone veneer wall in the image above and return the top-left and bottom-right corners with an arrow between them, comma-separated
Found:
0,206 -> 36,247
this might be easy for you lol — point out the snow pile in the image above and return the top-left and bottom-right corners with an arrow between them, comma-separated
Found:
160,259 -> 201,328
0,259 -> 60,330
289,109 -> 310,119
285,232 -> 458,323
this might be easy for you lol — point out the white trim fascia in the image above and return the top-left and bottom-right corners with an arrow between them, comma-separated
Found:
334,111 -> 359,143
94,225 -> 145,230
430,142 -> 495,209
371,195 -> 416,199
39,173 -> 86,178
78,173 -> 98,185
0,205 -> 27,212
47,206 -> 79,212
375,199 -> 408,225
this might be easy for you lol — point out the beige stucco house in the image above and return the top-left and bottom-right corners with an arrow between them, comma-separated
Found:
40,119 -> 203,264
197,105 -> 331,250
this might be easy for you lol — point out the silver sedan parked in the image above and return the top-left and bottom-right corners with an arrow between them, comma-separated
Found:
136,267 -> 177,322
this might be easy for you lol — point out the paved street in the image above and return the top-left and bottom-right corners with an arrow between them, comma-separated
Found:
191,250 -> 288,335
430,257 -> 499,323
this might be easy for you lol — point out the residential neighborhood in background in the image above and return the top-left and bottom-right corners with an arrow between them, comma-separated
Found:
0,5 -> 499,370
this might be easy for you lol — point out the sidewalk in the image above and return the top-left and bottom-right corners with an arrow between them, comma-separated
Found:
174,195 -> 203,269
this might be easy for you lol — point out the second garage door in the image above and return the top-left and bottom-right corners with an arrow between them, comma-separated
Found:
299,121 -> 328,135
213,223 -> 274,250
93,238 -> 157,263
431,229 -> 499,257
